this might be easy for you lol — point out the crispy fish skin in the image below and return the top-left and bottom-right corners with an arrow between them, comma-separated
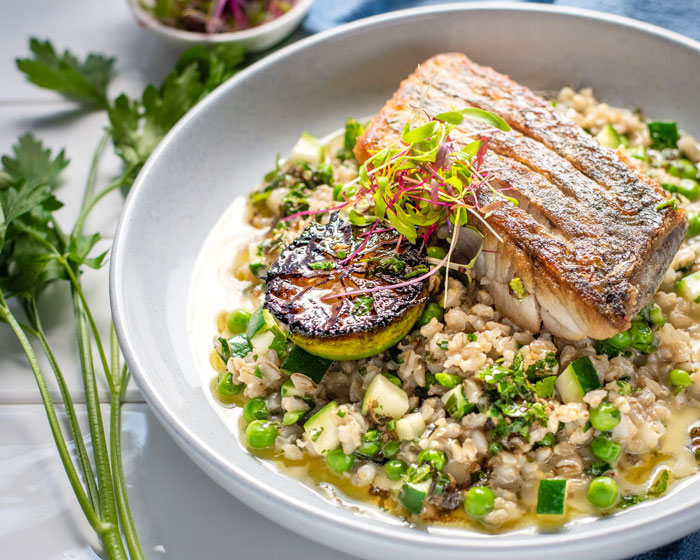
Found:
355,53 -> 687,340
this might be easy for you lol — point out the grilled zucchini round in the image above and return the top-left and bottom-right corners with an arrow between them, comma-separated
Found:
265,214 -> 428,360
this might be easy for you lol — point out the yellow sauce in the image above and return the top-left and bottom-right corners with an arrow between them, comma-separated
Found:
237,404 -> 700,533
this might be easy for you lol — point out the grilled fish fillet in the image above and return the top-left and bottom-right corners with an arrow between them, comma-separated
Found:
354,53 -> 687,340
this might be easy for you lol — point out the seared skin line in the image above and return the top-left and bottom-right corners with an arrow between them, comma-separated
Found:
355,53 -> 687,340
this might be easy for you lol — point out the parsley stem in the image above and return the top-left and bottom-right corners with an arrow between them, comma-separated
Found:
72,293 -> 127,559
0,292 -> 104,533
110,387 -> 145,560
25,299 -> 101,513
106,324 -> 144,559
61,258 -> 114,393
74,130 -> 110,237
75,164 -> 137,234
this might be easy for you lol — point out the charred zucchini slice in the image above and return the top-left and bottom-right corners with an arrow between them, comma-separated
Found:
264,214 -> 428,360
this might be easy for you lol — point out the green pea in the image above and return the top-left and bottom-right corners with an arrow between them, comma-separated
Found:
590,402 -> 621,432
668,159 -> 698,180
356,441 -> 381,458
226,309 -> 251,334
381,440 -> 401,459
417,449 -> 447,471
678,178 -> 700,201
629,321 -> 655,352
426,246 -> 447,259
587,476 -> 619,508
435,372 -> 462,389
688,214 -> 700,238
607,330 -> 632,350
590,436 -> 622,463
417,302 -> 444,327
648,306 -> 666,327
464,486 -> 496,518
245,420 -> 278,449
326,447 -> 355,473
362,429 -> 382,442
217,372 -> 244,396
243,397 -> 269,422
384,459 -> 408,480
668,369 -> 692,390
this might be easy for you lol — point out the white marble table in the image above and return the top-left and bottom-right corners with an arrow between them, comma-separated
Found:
0,1 -> 356,558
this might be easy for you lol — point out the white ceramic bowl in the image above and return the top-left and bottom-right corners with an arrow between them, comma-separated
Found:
111,4 -> 700,559
127,0 -> 315,52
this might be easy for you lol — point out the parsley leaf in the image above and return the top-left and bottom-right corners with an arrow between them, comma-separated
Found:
108,43 -> 245,183
1,133 -> 68,190
16,38 -> 115,108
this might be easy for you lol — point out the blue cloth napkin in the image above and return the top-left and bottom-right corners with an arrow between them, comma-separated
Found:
299,1 -> 700,559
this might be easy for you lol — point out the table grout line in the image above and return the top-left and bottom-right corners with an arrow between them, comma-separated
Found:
0,395 -> 147,405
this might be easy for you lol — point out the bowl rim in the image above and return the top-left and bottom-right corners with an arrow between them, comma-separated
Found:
127,0 -> 315,43
111,2 -> 700,556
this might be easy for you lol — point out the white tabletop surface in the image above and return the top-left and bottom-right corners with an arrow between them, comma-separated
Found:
0,1 -> 357,558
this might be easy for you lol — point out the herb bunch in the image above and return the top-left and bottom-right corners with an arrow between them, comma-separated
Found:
2,38 -> 246,559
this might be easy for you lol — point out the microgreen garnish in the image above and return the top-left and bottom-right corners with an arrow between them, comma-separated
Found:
285,77 -> 512,302
656,199 -> 678,211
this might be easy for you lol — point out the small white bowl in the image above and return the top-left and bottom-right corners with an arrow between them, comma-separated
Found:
127,0 -> 315,52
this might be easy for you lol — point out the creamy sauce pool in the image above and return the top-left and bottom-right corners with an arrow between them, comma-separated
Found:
187,132 -> 700,534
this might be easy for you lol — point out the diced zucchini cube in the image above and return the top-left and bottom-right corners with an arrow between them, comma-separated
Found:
303,402 -> 339,456
399,479 -> 431,515
395,412 -> 426,441
291,132 -> 322,165
281,345 -> 332,383
536,479 -> 567,515
361,374 -> 409,420
676,270 -> 700,303
596,124 -> 621,149
555,356 -> 601,403
440,385 -> 474,419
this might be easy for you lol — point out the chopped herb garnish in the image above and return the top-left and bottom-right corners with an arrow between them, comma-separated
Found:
375,255 -> 406,275
310,427 -> 324,442
404,264 -> 429,279
352,295 -> 374,316
616,380 -> 632,395
649,469 -> 671,496
309,261 -> 334,271
467,333 -> 478,342
619,493 -> 648,509
438,340 -> 450,350
337,117 -> 366,161
535,376 -> 556,399
584,461 -> 612,477
648,121 -> 680,150
249,262 -> 266,277
525,352 -> 557,380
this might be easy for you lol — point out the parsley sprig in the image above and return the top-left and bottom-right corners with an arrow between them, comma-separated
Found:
3,38 -> 247,559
